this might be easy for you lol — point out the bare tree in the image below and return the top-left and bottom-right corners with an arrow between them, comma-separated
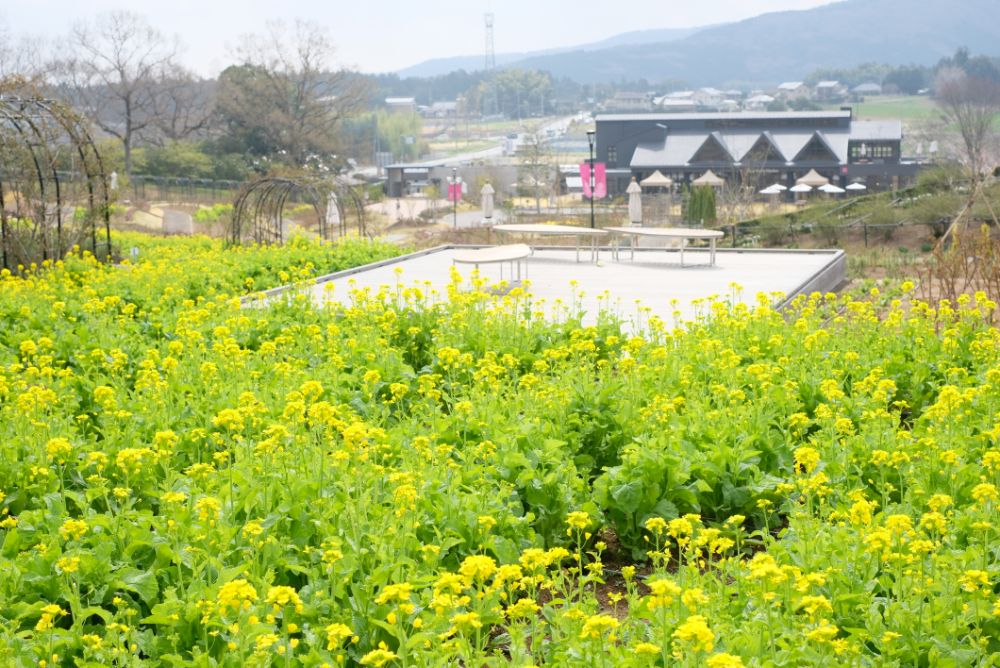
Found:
55,11 -> 179,175
934,67 -> 1000,234
935,67 -> 1000,185
518,132 -> 555,213
0,19 -> 46,80
216,20 -> 368,167
149,65 -> 216,144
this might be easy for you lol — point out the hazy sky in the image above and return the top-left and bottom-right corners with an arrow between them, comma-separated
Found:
2,0 -> 835,74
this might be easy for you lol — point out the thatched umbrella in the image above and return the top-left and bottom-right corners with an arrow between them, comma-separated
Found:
796,169 -> 829,187
640,170 -> 673,189
692,170 -> 725,188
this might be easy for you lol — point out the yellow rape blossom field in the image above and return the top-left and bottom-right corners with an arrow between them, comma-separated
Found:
1,233 -> 1000,666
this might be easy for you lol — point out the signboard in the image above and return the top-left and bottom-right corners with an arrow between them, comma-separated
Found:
579,162 -> 607,199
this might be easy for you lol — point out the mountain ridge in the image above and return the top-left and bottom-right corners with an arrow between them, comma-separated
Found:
399,0 -> 1000,86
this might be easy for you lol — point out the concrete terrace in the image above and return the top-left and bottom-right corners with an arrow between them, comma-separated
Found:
271,245 -> 846,330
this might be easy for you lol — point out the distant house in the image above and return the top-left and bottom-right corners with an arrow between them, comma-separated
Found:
424,101 -> 458,118
852,83 -> 884,97
744,94 -> 775,111
814,81 -> 848,102
654,92 -> 698,112
776,82 -> 812,100
605,92 -> 653,112
693,87 -> 725,107
385,97 -> 417,112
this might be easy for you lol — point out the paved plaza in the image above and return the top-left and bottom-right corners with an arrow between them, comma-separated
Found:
283,245 -> 845,329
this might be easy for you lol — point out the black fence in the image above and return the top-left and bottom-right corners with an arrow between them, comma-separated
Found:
128,176 -> 242,204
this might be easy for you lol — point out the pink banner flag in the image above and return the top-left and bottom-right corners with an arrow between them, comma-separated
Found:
448,181 -> 462,202
594,163 -> 607,199
579,162 -> 607,199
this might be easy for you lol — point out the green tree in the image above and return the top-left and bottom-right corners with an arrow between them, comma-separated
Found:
374,109 -> 426,162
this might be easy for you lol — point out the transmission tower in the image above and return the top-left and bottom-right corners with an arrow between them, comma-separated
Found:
484,12 -> 496,71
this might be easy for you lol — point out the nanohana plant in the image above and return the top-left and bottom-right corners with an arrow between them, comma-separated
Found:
0,235 -> 998,667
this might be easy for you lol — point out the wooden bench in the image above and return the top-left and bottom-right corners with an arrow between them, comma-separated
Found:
452,244 -> 532,282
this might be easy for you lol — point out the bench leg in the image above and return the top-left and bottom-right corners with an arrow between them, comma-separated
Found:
710,239 -> 716,266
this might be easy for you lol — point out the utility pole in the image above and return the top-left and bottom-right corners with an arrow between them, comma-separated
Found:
587,129 -> 596,229
452,167 -> 458,229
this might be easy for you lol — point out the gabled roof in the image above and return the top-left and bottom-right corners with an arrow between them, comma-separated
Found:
689,132 -> 734,163
816,80 -> 841,88
792,132 -> 840,163
778,81 -> 805,90
742,132 -> 787,163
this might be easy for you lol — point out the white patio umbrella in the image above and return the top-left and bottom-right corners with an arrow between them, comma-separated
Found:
789,184 -> 813,194
819,184 -> 846,194
770,183 -> 788,191
626,178 -> 643,226
846,182 -> 867,192
481,182 -> 495,222
759,185 -> 782,195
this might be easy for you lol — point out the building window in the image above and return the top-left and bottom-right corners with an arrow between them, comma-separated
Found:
607,146 -> 617,166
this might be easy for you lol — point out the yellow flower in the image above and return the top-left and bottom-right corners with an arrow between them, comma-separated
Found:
506,598 -> 540,619
375,582 -> 413,605
794,446 -> 821,474
46,437 -> 73,463
646,577 -> 682,610
707,653 -> 745,668
634,642 -> 661,655
266,585 -> 304,613
566,511 -> 592,532
450,611 -> 483,633
56,556 -> 81,574
797,595 -> 832,617
35,604 -> 67,631
673,614 -> 714,653
682,588 -> 709,611
805,619 -> 839,643
359,642 -> 398,667
972,483 -> 998,505
458,555 -> 497,584
58,518 -> 88,542
194,496 -> 221,523
217,579 -> 258,612
325,622 -> 352,650
579,613 -> 619,639
960,570 -> 990,593
254,633 -> 279,654
161,491 -> 187,504
644,517 -> 668,535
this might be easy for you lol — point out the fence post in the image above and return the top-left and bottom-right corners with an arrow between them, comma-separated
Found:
863,222 -> 868,248
731,224 -> 737,248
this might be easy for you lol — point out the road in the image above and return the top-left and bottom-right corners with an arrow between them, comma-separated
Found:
406,115 -> 580,168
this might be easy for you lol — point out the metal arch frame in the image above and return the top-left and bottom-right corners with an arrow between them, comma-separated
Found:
0,82 -> 112,271
228,174 -> 369,247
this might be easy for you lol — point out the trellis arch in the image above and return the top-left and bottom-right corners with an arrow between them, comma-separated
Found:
228,174 -> 368,246
0,78 -> 112,271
